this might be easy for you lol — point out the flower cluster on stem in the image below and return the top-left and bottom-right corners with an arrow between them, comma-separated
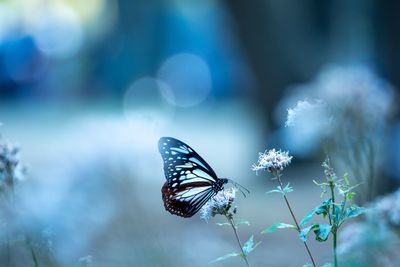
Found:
200,188 -> 237,221
254,149 -> 317,267
200,188 -> 254,267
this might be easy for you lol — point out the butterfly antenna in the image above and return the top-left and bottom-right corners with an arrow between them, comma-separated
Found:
228,179 -> 250,198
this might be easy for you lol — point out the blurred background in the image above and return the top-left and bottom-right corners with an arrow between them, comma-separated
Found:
0,0 -> 399,266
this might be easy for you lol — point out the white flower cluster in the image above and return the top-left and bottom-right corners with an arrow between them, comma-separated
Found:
252,149 -> 292,173
283,65 -> 394,126
369,188 -> 400,226
314,65 -> 393,123
200,188 -> 236,221
277,65 -> 394,155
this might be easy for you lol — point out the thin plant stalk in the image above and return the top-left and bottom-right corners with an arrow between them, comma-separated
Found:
5,164 -> 40,267
5,167 -> 15,267
366,140 -> 375,201
333,233 -> 338,267
225,214 -> 250,267
6,233 -> 11,266
30,244 -> 40,267
328,180 -> 338,267
274,171 -> 317,267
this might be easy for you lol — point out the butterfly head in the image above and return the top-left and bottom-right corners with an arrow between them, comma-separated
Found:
213,178 -> 228,192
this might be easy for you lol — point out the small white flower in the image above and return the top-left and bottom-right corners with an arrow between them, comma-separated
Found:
200,188 -> 236,221
252,149 -> 292,173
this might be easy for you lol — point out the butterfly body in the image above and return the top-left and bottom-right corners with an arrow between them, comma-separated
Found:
158,137 -> 228,217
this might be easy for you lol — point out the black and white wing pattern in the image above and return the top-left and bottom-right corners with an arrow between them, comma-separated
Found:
158,137 -> 227,217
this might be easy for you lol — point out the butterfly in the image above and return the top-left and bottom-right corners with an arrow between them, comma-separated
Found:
158,137 -> 247,218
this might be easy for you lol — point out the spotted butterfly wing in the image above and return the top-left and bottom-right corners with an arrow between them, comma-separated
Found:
159,137 -> 227,217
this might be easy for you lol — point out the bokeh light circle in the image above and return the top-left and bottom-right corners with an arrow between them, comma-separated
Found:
29,4 -> 83,58
157,53 -> 212,107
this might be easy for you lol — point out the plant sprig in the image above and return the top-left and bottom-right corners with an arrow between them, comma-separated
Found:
299,157 -> 366,267
254,149 -> 317,267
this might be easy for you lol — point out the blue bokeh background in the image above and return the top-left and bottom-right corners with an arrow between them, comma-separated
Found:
0,1 -> 399,266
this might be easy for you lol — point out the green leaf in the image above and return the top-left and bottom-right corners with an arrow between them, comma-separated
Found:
300,224 -> 318,242
312,179 -> 321,186
338,183 -> 362,196
267,188 -> 283,194
300,210 -> 316,227
315,199 -> 332,217
215,220 -> 250,228
236,220 -> 251,227
343,205 -> 366,222
211,252 -> 240,263
300,199 -> 332,227
266,183 -> 293,195
313,179 -> 329,187
346,192 -> 356,201
322,263 -> 334,267
242,235 -> 261,256
262,223 -> 296,234
300,224 -> 332,242
303,264 -> 313,267
314,224 -> 332,242
216,222 -> 231,227
282,183 -> 293,194
216,220 -> 250,228
242,235 -> 254,255
343,173 -> 350,185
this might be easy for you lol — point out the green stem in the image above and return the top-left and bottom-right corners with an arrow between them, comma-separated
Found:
333,231 -> 338,267
367,140 -> 375,201
328,180 -> 338,267
6,232 -> 11,266
5,165 -> 14,267
329,182 -> 335,204
30,245 -> 40,267
275,172 -> 317,267
226,215 -> 250,267
26,234 -> 40,267
338,194 -> 347,228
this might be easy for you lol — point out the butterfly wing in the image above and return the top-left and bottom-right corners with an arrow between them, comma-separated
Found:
158,137 -> 218,181
158,137 -> 220,217
161,181 -> 215,217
